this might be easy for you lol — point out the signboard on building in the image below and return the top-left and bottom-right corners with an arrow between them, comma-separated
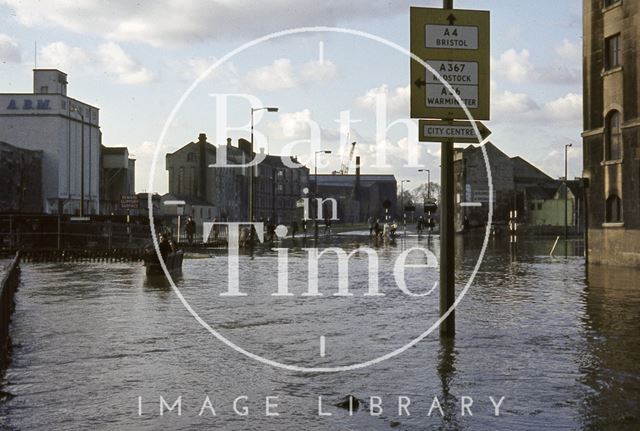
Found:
410,7 -> 490,120
120,194 -> 139,210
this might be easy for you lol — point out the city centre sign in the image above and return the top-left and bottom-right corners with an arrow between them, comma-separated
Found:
410,7 -> 490,120
419,119 -> 492,143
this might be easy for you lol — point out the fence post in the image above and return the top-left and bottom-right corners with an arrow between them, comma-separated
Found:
8,215 -> 12,251
57,214 -> 61,250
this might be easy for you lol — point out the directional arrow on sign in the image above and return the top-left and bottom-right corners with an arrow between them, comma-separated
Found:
418,119 -> 492,143
447,14 -> 457,25
414,77 -> 427,88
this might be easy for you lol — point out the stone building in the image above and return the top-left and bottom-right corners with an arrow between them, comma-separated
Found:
454,142 -> 582,233
0,141 -> 42,213
583,0 -> 640,266
0,69 -> 101,214
311,161 -> 397,223
166,133 -> 247,221
100,146 -> 136,214
165,134 -> 309,224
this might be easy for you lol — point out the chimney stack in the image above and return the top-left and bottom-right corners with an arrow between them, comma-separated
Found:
198,133 -> 207,200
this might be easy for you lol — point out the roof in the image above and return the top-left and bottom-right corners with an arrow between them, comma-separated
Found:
102,146 -> 129,155
33,68 -> 67,75
511,156 -> 553,181
312,174 -> 396,187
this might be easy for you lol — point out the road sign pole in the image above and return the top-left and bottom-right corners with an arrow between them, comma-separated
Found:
440,0 -> 455,338
440,138 -> 455,337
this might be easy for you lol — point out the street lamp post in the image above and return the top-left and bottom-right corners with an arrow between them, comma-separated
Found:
419,169 -> 431,235
564,143 -> 572,251
249,106 -> 278,236
401,180 -> 411,236
314,150 -> 332,238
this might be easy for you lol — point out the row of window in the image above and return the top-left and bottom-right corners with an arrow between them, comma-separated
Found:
601,1 -> 624,226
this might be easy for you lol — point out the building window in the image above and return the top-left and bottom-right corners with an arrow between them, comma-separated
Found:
40,86 -> 48,93
606,195 -> 622,222
605,34 -> 621,70
604,110 -> 622,160
187,152 -> 195,162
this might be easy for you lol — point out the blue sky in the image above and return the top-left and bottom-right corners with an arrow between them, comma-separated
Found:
0,0 -> 583,194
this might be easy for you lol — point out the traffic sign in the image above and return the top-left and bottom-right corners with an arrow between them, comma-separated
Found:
424,200 -> 438,213
418,119 -> 491,143
120,194 -> 139,210
410,7 -> 490,120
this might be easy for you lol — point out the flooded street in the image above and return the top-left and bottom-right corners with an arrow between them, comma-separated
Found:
0,235 -> 638,430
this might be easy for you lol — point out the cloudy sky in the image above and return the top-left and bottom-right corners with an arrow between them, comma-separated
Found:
0,0 -> 582,194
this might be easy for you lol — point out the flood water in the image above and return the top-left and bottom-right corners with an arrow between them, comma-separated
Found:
0,235 -> 638,430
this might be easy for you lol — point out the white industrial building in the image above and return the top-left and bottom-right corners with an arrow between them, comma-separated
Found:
0,69 -> 101,214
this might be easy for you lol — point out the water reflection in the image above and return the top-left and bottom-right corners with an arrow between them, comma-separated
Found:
437,337 -> 460,430
0,239 -> 638,430
581,264 -> 640,430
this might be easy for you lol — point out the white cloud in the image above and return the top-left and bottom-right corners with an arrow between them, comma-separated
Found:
555,38 -> 581,63
245,58 -> 297,91
0,34 -> 20,63
245,57 -> 338,91
492,48 -> 537,84
268,109 -> 315,140
39,41 -> 90,72
1,0 -> 421,47
299,60 -> 337,82
492,39 -> 581,85
540,93 -> 582,121
492,90 -> 539,116
492,87 -> 582,124
356,84 -> 410,114
96,42 -> 153,84
38,41 -> 153,84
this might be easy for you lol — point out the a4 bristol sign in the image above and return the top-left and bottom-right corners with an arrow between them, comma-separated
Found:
410,7 -> 490,120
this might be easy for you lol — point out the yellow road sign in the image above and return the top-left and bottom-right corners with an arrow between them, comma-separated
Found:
418,119 -> 492,143
410,7 -> 490,120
